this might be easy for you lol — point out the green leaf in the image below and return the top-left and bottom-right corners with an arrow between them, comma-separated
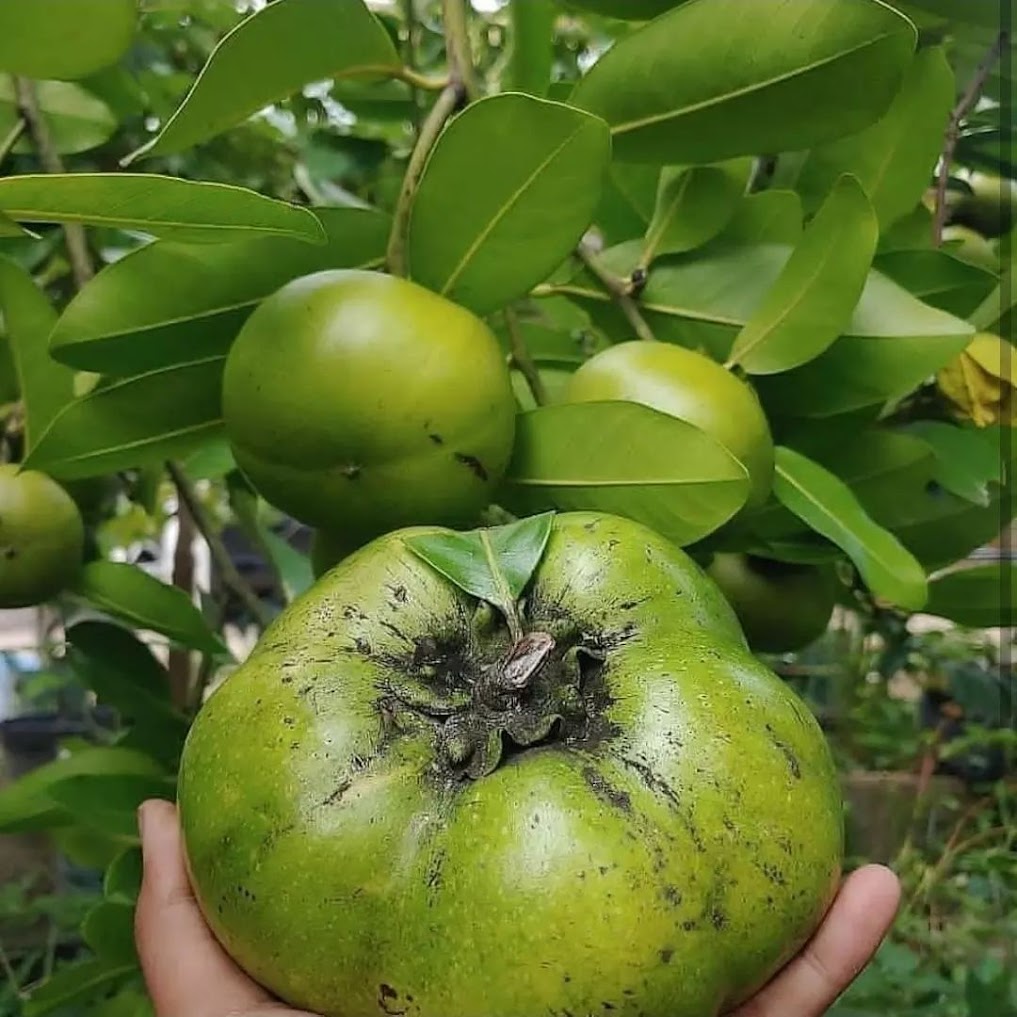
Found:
772,445 -> 928,610
47,773 -> 173,838
23,355 -> 225,480
23,960 -> 136,1017
794,46 -> 955,229
873,248 -> 998,319
502,401 -> 750,546
0,0 -> 136,80
710,190 -> 803,247
260,527 -> 315,602
104,847 -> 143,904
0,174 -> 325,245
640,160 -> 749,265
0,747 -> 162,834
508,0 -> 555,96
570,0 -> 916,165
406,513 -> 554,623
899,0 -> 1004,28
66,622 -> 189,760
0,77 -> 117,155
904,421 -> 1003,506
0,208 -> 33,238
92,987 -> 155,1017
728,175 -> 878,375
70,561 -> 227,656
926,563 -> 1016,628
561,0 -> 690,17
0,256 -> 76,450
127,0 -> 399,161
407,93 -> 611,315
970,263 -> 1017,332
82,901 -> 139,968
50,207 -> 389,375
595,163 -> 660,246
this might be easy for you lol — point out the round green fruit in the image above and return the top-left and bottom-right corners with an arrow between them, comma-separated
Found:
179,512 -> 843,1017
564,341 -> 775,509
941,224 -> 1000,273
0,465 -> 84,608
222,270 -> 517,541
707,554 -> 837,654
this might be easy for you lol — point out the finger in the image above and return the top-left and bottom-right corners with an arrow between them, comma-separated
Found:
135,799 -> 272,1017
734,864 -> 901,1017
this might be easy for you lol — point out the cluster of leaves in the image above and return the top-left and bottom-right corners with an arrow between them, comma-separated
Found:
0,0 -> 1014,1013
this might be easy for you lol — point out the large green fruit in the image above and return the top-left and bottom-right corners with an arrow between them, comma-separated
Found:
0,465 -> 84,608
564,341 -> 775,509
222,270 -> 517,541
179,512 -> 842,1017
707,554 -> 837,654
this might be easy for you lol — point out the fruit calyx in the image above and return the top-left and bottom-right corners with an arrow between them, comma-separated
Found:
384,602 -> 602,781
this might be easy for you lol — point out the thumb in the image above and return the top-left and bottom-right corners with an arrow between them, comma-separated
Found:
135,799 -> 273,1017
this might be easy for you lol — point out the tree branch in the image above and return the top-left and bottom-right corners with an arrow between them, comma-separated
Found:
13,77 -> 94,291
504,308 -> 547,406
442,0 -> 481,100
575,242 -> 657,343
385,81 -> 465,276
168,502 -> 197,710
932,31 -> 1009,247
167,462 -> 275,630
0,118 -> 25,167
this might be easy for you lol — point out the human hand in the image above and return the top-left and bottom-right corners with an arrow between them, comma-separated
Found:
136,799 -> 899,1017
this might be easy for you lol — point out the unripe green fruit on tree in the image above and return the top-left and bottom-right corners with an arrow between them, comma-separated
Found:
0,465 -> 85,608
563,341 -> 775,509
222,270 -> 517,543
707,553 -> 837,654
951,172 -> 1017,238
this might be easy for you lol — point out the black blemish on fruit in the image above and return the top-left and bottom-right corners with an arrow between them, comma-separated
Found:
766,723 -> 802,779
2,547 -> 16,560
425,850 -> 445,898
760,862 -> 786,886
581,766 -> 632,813
659,947 -> 674,964
618,597 -> 649,611
388,584 -> 408,603
380,620 -> 410,644
711,907 -> 728,930
429,433 -> 444,445
661,885 -> 682,906
454,453 -> 489,482
563,974 -> 572,984
682,919 -> 698,931
377,984 -> 406,1016
282,716 -> 295,727
322,778 -> 352,806
722,816 -> 736,833
355,636 -> 372,655
281,674 -> 294,684
602,1004 -> 616,1011
616,754 -> 682,813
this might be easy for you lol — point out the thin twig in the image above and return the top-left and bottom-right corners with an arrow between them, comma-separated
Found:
168,501 -> 197,709
13,77 -> 94,290
167,462 -> 275,630
442,0 -> 481,100
401,0 -> 423,123
385,81 -> 465,276
504,308 -> 548,406
0,118 -> 25,167
575,242 -> 658,343
932,31 -> 1009,246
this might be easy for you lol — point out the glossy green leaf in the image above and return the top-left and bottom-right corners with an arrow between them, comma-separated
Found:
0,174 -> 325,245
23,356 -> 225,480
0,256 -> 76,450
710,190 -> 803,247
926,563 -> 1016,628
128,0 -> 399,161
406,513 -> 554,626
261,527 -> 315,602
82,901 -> 139,968
898,0 -> 1004,27
873,248 -> 998,319
104,847 -> 143,904
640,160 -> 749,264
728,175 -> 878,375
0,77 -> 117,155
970,264 -> 1017,332
570,0 -> 916,165
595,163 -> 660,246
509,0 -> 555,96
773,445 -> 928,609
0,209 -> 32,238
0,747 -> 162,834
23,961 -> 136,1017
561,0 -> 690,17
47,773 -> 174,838
502,401 -> 750,546
50,207 -> 389,374
795,47 -> 955,229
904,421 -> 1003,506
408,93 -> 610,315
92,987 -> 155,1017
70,561 -> 227,656
0,0 -> 136,80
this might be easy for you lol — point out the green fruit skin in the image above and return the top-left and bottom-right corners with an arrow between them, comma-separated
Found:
564,342 -> 775,509
178,512 -> 842,1017
222,270 -> 517,541
953,172 -> 1017,238
0,465 -> 84,608
707,554 -> 836,654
